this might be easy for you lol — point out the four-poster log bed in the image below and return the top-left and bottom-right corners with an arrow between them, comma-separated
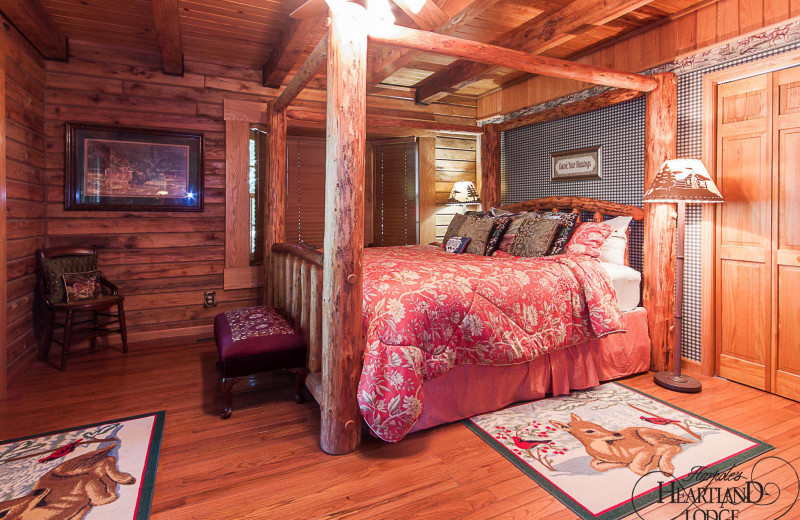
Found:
263,1 -> 678,454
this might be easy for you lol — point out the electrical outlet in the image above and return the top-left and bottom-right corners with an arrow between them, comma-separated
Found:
204,290 -> 217,308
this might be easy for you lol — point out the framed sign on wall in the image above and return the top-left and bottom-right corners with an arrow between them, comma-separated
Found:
550,146 -> 602,182
65,123 -> 204,211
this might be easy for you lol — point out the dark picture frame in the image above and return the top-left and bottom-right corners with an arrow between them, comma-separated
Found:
65,123 -> 203,211
550,145 -> 602,182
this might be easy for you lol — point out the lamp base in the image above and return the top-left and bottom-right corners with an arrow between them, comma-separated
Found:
653,371 -> 702,393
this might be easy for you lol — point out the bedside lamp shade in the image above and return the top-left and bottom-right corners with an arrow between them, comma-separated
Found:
643,159 -> 723,203
446,180 -> 480,205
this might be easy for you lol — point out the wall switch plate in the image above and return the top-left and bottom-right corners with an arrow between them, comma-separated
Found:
204,290 -> 217,308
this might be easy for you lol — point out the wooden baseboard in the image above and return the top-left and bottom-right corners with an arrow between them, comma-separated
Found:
5,325 -> 215,390
681,357 -> 702,375
97,324 -> 214,348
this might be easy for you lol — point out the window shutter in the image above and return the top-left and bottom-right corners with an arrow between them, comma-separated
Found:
286,136 -> 326,249
373,141 -> 418,247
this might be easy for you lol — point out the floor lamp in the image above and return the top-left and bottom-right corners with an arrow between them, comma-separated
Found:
643,159 -> 724,393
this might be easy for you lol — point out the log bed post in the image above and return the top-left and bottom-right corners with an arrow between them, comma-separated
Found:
480,123 -> 501,210
643,72 -> 678,373
321,1 -> 368,455
265,106 -> 287,305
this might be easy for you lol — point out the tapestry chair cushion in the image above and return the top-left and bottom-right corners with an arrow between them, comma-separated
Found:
41,254 -> 99,304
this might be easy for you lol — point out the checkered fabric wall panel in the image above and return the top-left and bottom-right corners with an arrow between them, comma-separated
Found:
501,96 -> 646,274
501,39 -> 800,363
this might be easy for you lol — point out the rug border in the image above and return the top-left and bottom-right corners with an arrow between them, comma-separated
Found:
464,382 -> 774,520
1,410 -> 167,520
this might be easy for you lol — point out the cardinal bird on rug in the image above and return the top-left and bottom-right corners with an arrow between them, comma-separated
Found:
38,439 -> 83,463
639,416 -> 681,426
512,436 -> 551,450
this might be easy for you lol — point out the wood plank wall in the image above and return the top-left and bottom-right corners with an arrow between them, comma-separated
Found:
477,0 -> 800,119
41,41 -> 476,346
434,136 -> 478,241
2,16 -> 47,377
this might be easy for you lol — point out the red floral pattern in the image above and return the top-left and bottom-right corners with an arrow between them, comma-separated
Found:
358,245 -> 624,442
564,222 -> 613,257
224,306 -> 296,342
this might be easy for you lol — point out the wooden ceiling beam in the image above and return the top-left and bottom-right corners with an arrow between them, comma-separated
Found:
413,0 -> 652,104
495,88 -> 644,131
368,0 -> 500,88
286,108 -> 483,135
263,14 -> 325,88
150,0 -> 184,75
369,25 -> 657,93
0,0 -> 67,60
274,33 -> 328,112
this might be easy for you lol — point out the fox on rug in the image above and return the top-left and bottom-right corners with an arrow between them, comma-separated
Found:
0,412 -> 164,520
466,383 -> 772,520
0,441 -> 135,520
550,412 -> 696,476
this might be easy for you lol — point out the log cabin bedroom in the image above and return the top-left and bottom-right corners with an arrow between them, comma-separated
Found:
0,0 -> 799,518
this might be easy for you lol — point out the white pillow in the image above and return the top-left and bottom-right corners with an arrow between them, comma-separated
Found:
598,216 -> 633,265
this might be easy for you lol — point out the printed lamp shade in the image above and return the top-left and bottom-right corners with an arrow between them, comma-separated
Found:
447,180 -> 481,205
643,159 -> 724,203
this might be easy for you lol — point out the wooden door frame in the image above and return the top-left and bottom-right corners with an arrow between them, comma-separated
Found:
700,49 -> 800,377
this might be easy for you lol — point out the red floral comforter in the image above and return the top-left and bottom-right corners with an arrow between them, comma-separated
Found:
358,245 -> 624,442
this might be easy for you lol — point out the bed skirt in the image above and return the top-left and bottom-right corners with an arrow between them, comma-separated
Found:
407,307 -> 651,434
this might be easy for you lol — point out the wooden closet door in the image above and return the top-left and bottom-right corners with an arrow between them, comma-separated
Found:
773,66 -> 800,399
715,74 -> 773,390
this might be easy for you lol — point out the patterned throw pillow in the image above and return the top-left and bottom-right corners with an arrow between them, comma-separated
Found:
445,236 -> 471,254
484,216 -> 512,256
496,212 -> 540,254
508,217 -> 561,257
541,212 -> 580,255
442,213 -> 468,248
565,222 -> 614,257
62,270 -> 109,303
458,215 -> 495,255
41,254 -> 98,303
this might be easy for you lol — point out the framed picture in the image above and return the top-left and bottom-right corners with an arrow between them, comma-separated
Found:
550,146 -> 602,182
65,123 -> 203,211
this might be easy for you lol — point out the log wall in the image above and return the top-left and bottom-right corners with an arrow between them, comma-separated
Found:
433,135 -> 478,241
2,16 -> 46,377
477,0 -> 800,119
41,40 -> 476,346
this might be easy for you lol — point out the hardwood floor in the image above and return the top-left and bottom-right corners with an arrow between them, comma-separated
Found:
2,341 -> 799,519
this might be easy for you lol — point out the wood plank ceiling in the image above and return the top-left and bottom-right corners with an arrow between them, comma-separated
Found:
25,0 -> 705,99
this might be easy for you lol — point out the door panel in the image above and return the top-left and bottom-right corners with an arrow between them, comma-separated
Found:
773,67 -> 800,400
716,73 -> 771,390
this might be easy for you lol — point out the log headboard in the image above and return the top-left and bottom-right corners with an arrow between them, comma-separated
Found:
499,196 -> 645,267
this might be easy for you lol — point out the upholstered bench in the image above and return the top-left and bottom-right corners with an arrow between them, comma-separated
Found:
214,306 -> 308,419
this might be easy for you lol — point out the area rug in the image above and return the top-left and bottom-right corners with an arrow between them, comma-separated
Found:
0,411 -> 165,520
465,383 -> 773,520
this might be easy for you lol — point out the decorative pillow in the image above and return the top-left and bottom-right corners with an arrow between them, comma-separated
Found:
458,215 -> 495,255
40,254 -> 98,304
508,217 -> 560,257
565,222 -> 614,257
496,212 -> 540,254
541,212 -> 579,255
442,213 -> 468,248
598,215 -> 633,265
62,270 -> 109,303
445,236 -> 471,254
484,216 -> 512,256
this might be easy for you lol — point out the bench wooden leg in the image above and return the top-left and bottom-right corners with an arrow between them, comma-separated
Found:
292,367 -> 308,404
220,377 -> 240,419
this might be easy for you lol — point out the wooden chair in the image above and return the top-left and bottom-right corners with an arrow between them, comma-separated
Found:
37,247 -> 128,370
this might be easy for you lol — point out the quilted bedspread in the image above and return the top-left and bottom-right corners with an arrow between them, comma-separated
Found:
358,245 -> 625,442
